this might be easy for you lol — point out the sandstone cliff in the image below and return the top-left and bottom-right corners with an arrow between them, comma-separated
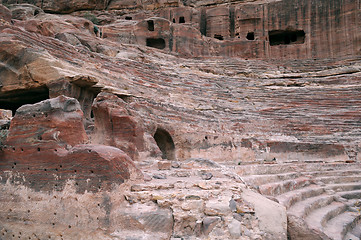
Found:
0,0 -> 360,239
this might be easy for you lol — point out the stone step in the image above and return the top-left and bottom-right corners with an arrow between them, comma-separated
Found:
304,170 -> 361,178
315,175 -> 361,185
258,177 -> 311,196
242,170 -> 361,187
323,212 -> 361,240
305,202 -> 347,231
242,172 -> 300,186
288,194 -> 335,219
337,189 -> 361,200
236,163 -> 361,176
276,185 -> 325,209
326,183 -> 361,193
347,221 -> 361,240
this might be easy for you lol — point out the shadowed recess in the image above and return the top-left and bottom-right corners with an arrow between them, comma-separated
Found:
146,38 -> 166,49
269,30 -> 305,46
0,86 -> 49,114
154,128 -> 175,160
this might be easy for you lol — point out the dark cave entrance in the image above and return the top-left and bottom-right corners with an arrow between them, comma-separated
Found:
214,34 -> 224,40
179,16 -> 185,23
154,128 -> 175,160
0,86 -> 49,115
246,32 -> 255,40
147,20 -> 154,31
269,29 -> 305,46
146,38 -> 166,49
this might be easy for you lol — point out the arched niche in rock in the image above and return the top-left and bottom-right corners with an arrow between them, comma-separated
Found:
154,128 -> 175,160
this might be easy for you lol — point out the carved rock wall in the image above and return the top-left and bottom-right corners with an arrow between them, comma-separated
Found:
0,96 -> 142,193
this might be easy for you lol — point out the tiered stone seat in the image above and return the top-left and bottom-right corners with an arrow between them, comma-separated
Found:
237,162 -> 361,240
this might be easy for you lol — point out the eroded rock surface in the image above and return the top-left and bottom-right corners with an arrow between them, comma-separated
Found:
0,96 -> 142,193
0,1 -> 360,239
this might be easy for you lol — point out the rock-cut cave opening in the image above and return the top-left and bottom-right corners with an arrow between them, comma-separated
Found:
154,128 -> 175,160
214,34 -> 224,40
268,29 -> 305,46
0,86 -> 49,115
146,38 -> 166,49
147,20 -> 154,31
246,32 -> 255,40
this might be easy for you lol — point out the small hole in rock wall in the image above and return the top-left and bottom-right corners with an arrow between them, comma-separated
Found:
246,32 -> 255,40
55,168 -> 58,171
179,16 -> 185,23
28,196 -> 31,199
97,203 -> 100,207
214,34 -> 224,40
54,212 -> 56,215
21,148 -> 24,151
147,20 -> 154,31
54,149 -> 57,152
9,209 -> 12,212
125,16 -> 132,20
75,182 -> 78,186
59,165 -> 62,168
74,170 -> 77,173
44,169 -> 47,171
68,225 -> 71,229
27,167 -> 30,170
12,147 -> 15,151
38,136 -> 42,140
37,148 -> 40,151
90,170 -> 94,173
172,18 -> 175,23
27,210 -> 30,213
88,149 -> 91,153
33,114 -> 36,117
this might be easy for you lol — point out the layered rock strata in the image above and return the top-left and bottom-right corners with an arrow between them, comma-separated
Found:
0,1 -> 360,239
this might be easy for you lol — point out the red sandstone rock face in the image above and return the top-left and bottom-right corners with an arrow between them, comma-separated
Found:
0,4 -> 11,22
92,92 -> 147,160
0,3 -> 360,164
0,96 -> 142,193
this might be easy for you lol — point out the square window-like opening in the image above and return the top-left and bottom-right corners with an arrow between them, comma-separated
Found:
246,32 -> 255,40
147,20 -> 154,31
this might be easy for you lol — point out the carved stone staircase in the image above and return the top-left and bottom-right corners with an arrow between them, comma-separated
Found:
237,162 -> 361,240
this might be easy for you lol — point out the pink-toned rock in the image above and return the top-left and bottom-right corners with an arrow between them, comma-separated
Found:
6,95 -> 88,148
92,92 -> 146,160
8,3 -> 43,20
0,4 -> 11,23
0,95 -> 142,193
0,109 -> 12,120
158,160 -> 171,170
